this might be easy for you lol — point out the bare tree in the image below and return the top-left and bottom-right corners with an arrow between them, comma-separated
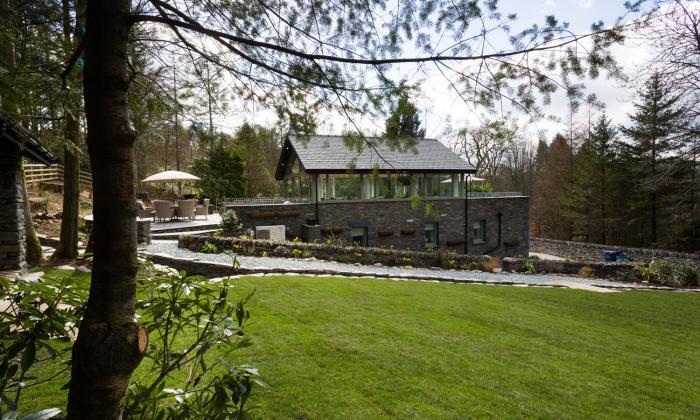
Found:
451,118 -> 518,178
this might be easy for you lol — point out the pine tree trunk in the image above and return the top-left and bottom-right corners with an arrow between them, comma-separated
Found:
66,1 -> 147,418
54,0 -> 83,260
21,166 -> 43,266
54,115 -> 80,260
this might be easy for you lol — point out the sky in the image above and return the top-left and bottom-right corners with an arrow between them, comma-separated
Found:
207,0 -> 658,144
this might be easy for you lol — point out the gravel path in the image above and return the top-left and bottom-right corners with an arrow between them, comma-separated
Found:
142,240 -> 658,289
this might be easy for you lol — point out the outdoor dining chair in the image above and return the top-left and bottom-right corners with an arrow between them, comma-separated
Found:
195,198 -> 210,220
153,200 -> 175,222
176,199 -> 196,221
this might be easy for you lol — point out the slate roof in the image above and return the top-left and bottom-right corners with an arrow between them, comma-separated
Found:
1,116 -> 57,165
276,134 -> 474,179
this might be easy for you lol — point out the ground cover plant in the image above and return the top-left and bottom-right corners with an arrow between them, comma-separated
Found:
15,269 -> 700,418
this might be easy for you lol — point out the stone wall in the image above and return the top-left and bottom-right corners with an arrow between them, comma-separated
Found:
224,196 -> 529,257
179,234 -> 490,270
0,141 -> 26,271
530,237 -> 700,266
501,257 -> 635,278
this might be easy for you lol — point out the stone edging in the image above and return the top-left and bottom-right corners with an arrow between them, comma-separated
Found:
145,253 -> 699,292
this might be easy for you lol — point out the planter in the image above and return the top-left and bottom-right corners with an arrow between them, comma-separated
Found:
250,211 -> 277,219
503,240 -> 519,247
378,230 -> 394,237
400,229 -> 416,236
275,210 -> 301,217
446,239 -> 464,246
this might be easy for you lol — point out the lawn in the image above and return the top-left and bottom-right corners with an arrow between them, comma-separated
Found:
18,269 -> 700,418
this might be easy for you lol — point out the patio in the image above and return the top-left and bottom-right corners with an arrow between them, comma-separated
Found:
83,213 -> 221,233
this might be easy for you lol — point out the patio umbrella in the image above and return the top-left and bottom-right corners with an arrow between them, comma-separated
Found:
141,170 -> 200,183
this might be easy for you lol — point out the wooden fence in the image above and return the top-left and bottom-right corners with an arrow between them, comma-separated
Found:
23,163 -> 93,188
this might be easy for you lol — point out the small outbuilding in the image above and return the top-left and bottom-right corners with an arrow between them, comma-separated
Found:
0,116 -> 57,272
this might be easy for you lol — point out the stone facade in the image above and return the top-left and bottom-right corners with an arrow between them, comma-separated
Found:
0,141 -> 26,271
225,196 -> 529,257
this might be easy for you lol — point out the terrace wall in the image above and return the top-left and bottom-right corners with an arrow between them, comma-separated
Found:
224,196 -> 529,257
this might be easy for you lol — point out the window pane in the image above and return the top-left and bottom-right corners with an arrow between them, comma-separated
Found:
351,226 -> 367,246
424,223 -> 437,244
473,220 -> 485,243
397,175 -> 411,198
439,174 -> 452,197
370,174 -> 393,199
330,175 -> 361,200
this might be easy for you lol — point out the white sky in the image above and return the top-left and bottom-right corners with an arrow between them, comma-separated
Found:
197,0 -> 659,144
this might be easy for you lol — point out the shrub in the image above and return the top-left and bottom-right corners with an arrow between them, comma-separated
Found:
675,264 -> 699,287
291,249 -> 303,259
634,263 -> 654,282
219,210 -> 243,235
649,260 -> 675,286
578,266 -> 594,278
481,257 -> 501,273
523,261 -> 536,274
200,241 -> 220,254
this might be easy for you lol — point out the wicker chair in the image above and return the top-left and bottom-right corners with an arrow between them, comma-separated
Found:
153,200 -> 174,222
175,199 -> 196,221
136,200 -> 154,220
195,198 -> 210,220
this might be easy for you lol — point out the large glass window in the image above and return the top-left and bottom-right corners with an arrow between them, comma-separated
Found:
396,175 -> 412,198
438,174 -> 453,197
319,174 -> 362,200
373,174 -> 394,199
423,174 -> 441,197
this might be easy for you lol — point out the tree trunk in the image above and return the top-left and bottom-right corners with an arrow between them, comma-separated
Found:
54,114 -> 81,259
67,1 -> 147,418
21,166 -> 43,266
54,0 -> 83,260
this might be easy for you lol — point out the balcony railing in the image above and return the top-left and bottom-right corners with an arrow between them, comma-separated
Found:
467,192 -> 523,198
223,197 -> 310,206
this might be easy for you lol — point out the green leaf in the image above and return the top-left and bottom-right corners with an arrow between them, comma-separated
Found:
21,343 -> 36,373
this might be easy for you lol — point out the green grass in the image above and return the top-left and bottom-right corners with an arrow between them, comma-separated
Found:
19,269 -> 700,418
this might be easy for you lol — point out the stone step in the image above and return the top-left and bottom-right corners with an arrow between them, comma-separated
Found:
150,223 -> 219,234
151,229 -> 218,240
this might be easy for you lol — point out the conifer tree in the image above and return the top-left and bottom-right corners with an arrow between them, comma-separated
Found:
565,112 -> 618,244
621,73 -> 684,246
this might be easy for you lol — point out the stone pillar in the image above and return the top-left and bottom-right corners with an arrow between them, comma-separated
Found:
0,142 -> 26,271
136,220 -> 151,244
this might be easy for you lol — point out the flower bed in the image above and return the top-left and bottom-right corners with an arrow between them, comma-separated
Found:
178,234 -> 489,270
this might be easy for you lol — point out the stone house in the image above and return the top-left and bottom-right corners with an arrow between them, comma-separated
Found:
224,135 -> 529,257
1,117 -> 57,271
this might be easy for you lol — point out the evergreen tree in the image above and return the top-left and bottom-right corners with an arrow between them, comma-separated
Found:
385,87 -> 425,140
532,134 -> 573,240
565,113 -> 618,244
191,136 -> 245,205
621,73 -> 684,246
